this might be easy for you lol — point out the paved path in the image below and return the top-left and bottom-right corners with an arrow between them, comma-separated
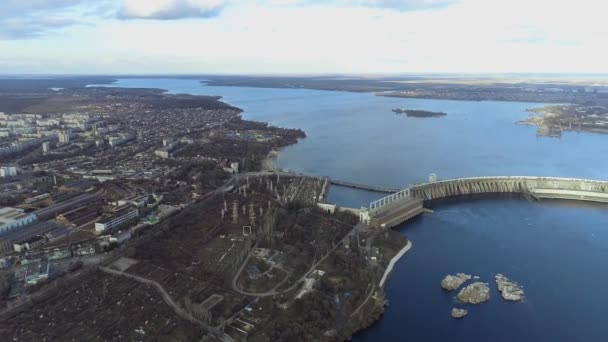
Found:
350,284 -> 376,318
379,240 -> 412,288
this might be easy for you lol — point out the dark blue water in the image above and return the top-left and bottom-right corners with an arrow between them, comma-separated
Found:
96,78 -> 608,341
357,198 -> 608,342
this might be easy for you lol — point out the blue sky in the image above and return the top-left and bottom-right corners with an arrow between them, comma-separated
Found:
0,0 -> 606,74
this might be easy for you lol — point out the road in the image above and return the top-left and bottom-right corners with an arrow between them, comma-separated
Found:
99,266 -> 233,342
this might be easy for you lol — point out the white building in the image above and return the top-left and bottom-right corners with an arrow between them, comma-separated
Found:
230,162 -> 240,173
42,141 -> 50,154
108,134 -> 136,148
0,167 -> 17,178
58,130 -> 71,144
94,206 -> 139,233
155,149 -> 171,159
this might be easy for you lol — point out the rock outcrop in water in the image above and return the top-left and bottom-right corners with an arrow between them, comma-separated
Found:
440,273 -> 472,291
457,282 -> 490,304
451,308 -> 468,319
495,274 -> 524,301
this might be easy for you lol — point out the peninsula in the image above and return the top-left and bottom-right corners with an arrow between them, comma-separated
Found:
520,104 -> 608,137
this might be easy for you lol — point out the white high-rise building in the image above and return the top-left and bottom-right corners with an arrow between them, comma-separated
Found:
42,141 -> 50,154
58,130 -> 71,144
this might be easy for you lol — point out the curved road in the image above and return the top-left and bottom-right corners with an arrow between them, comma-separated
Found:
99,267 -> 233,342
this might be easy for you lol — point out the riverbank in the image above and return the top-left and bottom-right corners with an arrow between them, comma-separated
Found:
379,239 -> 412,288
261,149 -> 280,172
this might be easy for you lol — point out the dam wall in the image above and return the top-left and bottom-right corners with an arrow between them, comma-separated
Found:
409,177 -> 608,202
368,176 -> 608,228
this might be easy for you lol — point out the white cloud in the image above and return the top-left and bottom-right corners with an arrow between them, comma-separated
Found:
1,0 -> 608,73
263,0 -> 459,10
118,0 -> 227,19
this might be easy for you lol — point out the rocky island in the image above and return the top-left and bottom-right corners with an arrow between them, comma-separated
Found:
451,308 -> 468,319
392,108 -> 447,118
441,273 -> 472,291
457,282 -> 490,304
495,274 -> 525,301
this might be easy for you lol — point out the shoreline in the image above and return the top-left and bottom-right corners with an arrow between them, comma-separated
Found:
379,239 -> 412,288
261,149 -> 280,172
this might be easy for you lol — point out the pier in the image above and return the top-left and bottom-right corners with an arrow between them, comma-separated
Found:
363,176 -> 608,229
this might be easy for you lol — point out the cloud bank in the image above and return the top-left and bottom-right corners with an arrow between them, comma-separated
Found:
0,0 -> 94,39
118,0 -> 227,20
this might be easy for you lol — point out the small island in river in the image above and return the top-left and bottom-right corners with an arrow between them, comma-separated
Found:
392,108 -> 447,117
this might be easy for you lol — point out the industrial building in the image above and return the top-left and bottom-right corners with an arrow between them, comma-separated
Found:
25,260 -> 50,285
94,206 -> 139,233
0,207 -> 37,235
13,235 -> 46,252
0,221 -> 68,254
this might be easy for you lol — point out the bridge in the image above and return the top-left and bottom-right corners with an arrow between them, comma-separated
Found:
362,176 -> 608,229
329,179 -> 400,194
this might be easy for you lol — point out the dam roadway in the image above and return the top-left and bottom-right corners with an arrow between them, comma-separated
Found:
364,176 -> 608,229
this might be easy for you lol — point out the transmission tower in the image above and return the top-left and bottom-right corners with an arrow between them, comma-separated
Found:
232,200 -> 238,224
248,203 -> 256,227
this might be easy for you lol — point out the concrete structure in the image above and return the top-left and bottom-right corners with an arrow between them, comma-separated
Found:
0,207 -> 37,235
154,149 -> 171,159
162,137 -> 176,147
95,206 -> 139,233
224,162 -> 240,174
367,176 -> 608,229
33,193 -> 98,220
317,203 -> 336,214
58,130 -> 71,144
13,235 -> 46,252
0,135 -> 57,158
231,162 -> 239,173
1,221 -> 66,253
42,141 -> 50,154
25,260 -> 50,285
0,166 -> 17,178
367,198 -> 424,229
329,179 -> 400,193
108,134 -> 136,148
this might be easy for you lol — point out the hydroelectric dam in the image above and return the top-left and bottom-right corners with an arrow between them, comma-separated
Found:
356,176 -> 608,229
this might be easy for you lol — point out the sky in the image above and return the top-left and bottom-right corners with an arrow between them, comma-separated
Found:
0,0 -> 607,75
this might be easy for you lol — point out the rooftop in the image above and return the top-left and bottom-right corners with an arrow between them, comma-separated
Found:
98,206 -> 138,224
0,207 -> 31,226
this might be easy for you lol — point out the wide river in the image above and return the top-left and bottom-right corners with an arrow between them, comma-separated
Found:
98,78 -> 608,341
